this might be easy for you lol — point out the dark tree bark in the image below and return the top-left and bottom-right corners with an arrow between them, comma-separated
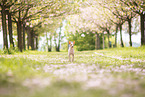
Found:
30,31 -> 35,50
57,27 -> 61,52
1,7 -> 8,49
27,35 -> 29,50
26,26 -> 39,50
97,33 -> 100,49
144,15 -> 145,45
95,32 -> 100,50
7,10 -> 14,48
26,27 -> 30,50
48,36 -> 52,52
35,35 -> 38,50
46,32 -> 49,51
95,33 -> 97,50
107,30 -> 110,48
34,36 -> 36,50
128,18 -> 132,47
102,32 -> 105,49
141,13 -> 145,46
16,10 -> 24,52
17,20 -> 23,52
23,23 -> 26,50
115,25 -> 118,47
119,24 -> 124,47
55,26 -> 62,52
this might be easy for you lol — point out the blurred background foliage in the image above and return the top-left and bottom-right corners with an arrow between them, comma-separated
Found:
0,0 -> 145,53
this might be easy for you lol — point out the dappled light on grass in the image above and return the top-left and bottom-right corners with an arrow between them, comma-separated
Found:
23,77 -> 50,88
0,48 -> 145,97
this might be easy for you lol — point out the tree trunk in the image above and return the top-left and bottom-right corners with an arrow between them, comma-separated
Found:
33,34 -> 36,50
115,25 -> 118,47
7,10 -> 14,48
128,18 -> 132,47
102,32 -> 105,49
97,33 -> 100,49
107,30 -> 110,48
141,13 -> 145,46
36,35 -> 38,50
48,46 -> 52,52
17,21 -> 23,52
57,27 -> 61,52
144,15 -> 145,45
48,36 -> 52,52
46,32 -> 49,52
95,32 -> 100,50
17,9 -> 23,52
54,38 -> 57,51
27,27 -> 31,50
119,24 -> 124,47
23,23 -> 26,50
31,31 -> 34,50
95,32 -> 97,50
1,7 -> 8,49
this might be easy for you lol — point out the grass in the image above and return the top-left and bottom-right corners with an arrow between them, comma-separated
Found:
0,47 -> 145,97
98,46 -> 145,60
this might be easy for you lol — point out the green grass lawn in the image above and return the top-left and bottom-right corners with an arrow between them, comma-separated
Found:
0,47 -> 145,97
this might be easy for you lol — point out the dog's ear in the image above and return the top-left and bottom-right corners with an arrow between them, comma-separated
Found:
69,41 -> 71,44
73,41 -> 75,44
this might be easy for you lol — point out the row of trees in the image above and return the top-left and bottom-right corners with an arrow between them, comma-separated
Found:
0,0 -> 144,52
0,0 -> 81,52
43,19 -> 65,52
1,0 -> 44,52
65,0 -> 145,49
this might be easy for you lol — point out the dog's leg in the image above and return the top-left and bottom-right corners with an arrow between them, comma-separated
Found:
72,54 -> 74,62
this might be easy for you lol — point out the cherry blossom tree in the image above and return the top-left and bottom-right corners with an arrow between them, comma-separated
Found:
120,0 -> 145,45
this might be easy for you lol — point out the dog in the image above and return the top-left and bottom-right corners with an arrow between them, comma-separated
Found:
68,41 -> 75,62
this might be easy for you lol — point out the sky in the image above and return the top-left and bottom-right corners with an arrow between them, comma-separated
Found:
117,31 -> 141,47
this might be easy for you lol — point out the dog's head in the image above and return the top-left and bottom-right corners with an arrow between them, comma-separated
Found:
69,41 -> 75,48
